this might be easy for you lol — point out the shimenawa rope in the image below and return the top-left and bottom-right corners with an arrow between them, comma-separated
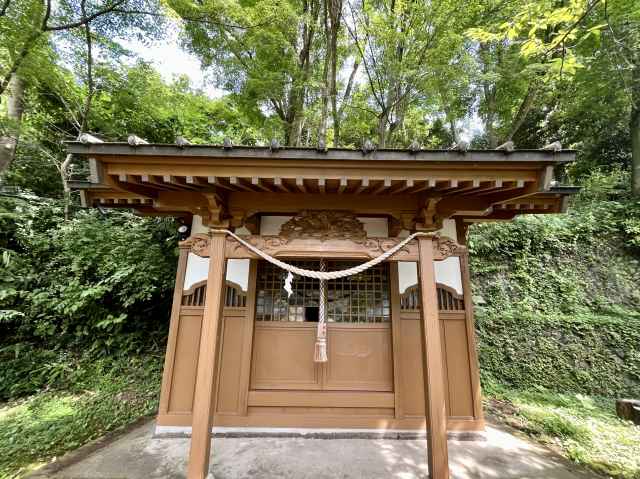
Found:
212,228 -> 430,362
212,229 -> 429,280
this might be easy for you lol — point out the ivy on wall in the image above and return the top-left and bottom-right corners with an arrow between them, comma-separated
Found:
468,170 -> 640,398
476,312 -> 640,397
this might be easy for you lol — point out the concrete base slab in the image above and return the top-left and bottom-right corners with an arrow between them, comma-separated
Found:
154,425 -> 486,441
30,420 -> 597,479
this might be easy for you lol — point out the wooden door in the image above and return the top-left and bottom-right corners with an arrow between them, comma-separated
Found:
249,260 -> 394,397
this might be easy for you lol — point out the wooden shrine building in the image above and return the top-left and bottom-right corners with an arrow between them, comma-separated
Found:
67,139 -> 577,479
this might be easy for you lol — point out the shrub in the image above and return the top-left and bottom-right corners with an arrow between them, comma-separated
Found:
0,196 -> 178,399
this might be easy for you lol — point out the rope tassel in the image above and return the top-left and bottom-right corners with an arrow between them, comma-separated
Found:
314,260 -> 329,363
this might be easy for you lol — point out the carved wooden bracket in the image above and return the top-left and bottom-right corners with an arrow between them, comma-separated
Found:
279,210 -> 368,243
181,233 -> 465,262
415,196 -> 443,231
197,192 -> 228,227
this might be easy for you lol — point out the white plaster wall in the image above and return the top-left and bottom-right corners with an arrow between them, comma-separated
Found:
434,256 -> 463,294
192,214 -> 251,236
398,262 -> 418,294
184,256 -> 250,291
439,219 -> 457,240
191,215 -> 208,235
226,259 -> 250,291
184,253 -> 210,289
398,258 -> 463,295
260,216 -> 292,235
358,217 -> 388,237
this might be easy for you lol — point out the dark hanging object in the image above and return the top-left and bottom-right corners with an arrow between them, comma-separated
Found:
177,223 -> 191,241
409,139 -> 421,153
362,139 -> 375,154
317,138 -> 327,152
496,140 -> 515,151
223,137 -> 233,149
449,140 -> 469,152
176,136 -> 191,148
127,134 -> 148,146
542,141 -> 562,152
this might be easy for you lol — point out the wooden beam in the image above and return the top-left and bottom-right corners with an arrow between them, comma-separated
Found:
141,174 -> 181,191
158,246 -> 190,417
251,177 -> 273,192
230,177 -> 255,192
417,235 -> 450,479
443,179 -> 481,196
372,178 -> 391,195
295,177 -> 307,193
337,177 -> 348,194
390,179 -> 414,195
434,179 -> 459,193
318,177 -> 326,194
228,192 -> 419,217
353,177 -> 370,194
461,179 -> 502,196
187,231 -> 226,479
408,178 -> 437,194
273,177 -> 292,193
207,176 -> 234,190
162,175 -> 199,191
109,174 -> 158,199
459,253 -> 485,426
185,176 -> 211,188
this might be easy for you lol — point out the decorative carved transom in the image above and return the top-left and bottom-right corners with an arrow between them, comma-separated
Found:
279,210 -> 368,243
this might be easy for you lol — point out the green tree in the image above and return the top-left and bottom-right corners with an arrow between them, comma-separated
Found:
167,0 -> 323,146
0,0 -> 164,175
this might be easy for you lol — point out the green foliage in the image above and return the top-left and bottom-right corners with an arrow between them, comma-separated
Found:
476,311 -> 640,398
470,170 -> 640,398
89,61 -> 268,145
0,352 -> 163,479
469,170 -> 640,315
0,195 -> 177,368
486,388 -> 640,479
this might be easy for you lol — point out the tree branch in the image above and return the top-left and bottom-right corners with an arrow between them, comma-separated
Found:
110,8 -> 274,30
543,0 -> 602,58
44,0 -> 127,31
504,83 -> 537,142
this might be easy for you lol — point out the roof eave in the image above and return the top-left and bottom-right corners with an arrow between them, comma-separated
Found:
64,142 -> 576,164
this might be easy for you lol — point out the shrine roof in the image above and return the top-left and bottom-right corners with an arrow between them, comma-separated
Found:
65,141 -> 579,227
66,141 -> 575,164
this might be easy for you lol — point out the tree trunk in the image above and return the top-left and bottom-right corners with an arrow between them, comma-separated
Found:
449,119 -> 458,144
319,0 -> 330,147
327,0 -> 341,147
377,112 -> 388,148
0,74 -> 25,175
505,83 -> 536,143
335,59 -> 358,147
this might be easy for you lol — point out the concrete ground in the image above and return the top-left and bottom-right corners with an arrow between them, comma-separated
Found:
31,420 -> 597,479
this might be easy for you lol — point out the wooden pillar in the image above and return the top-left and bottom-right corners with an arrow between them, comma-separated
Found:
417,236 -> 450,479
158,245 -> 190,417
187,231 -> 227,479
460,252 -> 484,424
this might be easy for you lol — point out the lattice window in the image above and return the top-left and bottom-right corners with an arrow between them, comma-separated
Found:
399,283 -> 465,311
182,281 -> 247,308
255,260 -> 390,323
